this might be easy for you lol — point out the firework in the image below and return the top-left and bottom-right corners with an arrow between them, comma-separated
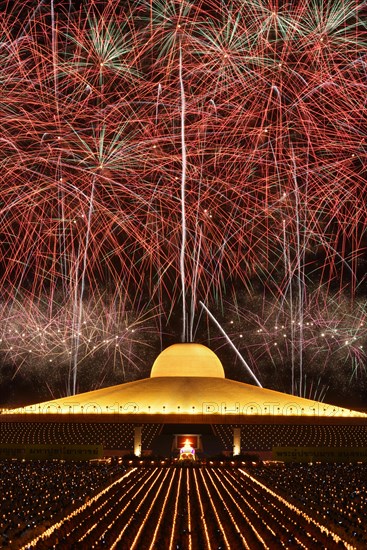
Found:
0,0 -> 366,401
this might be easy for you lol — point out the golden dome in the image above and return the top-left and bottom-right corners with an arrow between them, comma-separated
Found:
5,343 -> 367,419
150,343 -> 225,378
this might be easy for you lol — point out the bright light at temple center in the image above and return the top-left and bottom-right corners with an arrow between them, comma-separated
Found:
179,439 -> 196,461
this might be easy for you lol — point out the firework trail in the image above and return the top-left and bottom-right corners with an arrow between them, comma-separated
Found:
200,300 -> 262,387
215,289 -> 367,401
179,42 -> 188,343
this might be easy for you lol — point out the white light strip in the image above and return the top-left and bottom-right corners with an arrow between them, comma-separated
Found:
193,469 -> 212,549
148,468 -> 178,550
169,468 -> 182,550
187,469 -> 192,550
200,300 -> 262,386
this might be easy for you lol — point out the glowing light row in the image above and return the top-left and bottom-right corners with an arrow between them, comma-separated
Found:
97,467 -> 162,545
192,469 -> 211,550
168,468 -> 182,550
15,463 -> 362,548
147,468 -> 179,550
129,468 -> 171,550
19,468 -> 137,549
186,469 -> 193,550
110,467 -> 165,548
238,469 -> 352,548
197,469 -> 231,549
204,468 -> 262,549
77,469 -> 150,544
251,463 -> 367,545
219,468 -> 304,548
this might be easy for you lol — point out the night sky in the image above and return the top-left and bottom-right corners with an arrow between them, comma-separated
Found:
0,0 -> 366,409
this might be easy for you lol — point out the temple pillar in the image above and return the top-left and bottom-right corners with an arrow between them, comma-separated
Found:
134,425 -> 142,456
233,427 -> 241,455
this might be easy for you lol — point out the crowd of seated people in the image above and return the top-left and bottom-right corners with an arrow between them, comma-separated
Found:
214,423 -> 367,451
0,422 -> 161,450
252,462 -> 367,548
0,459 -> 125,548
1,458 -> 365,549
2,421 -> 366,454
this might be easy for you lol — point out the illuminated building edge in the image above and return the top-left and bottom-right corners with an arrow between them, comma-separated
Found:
2,344 -> 366,418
